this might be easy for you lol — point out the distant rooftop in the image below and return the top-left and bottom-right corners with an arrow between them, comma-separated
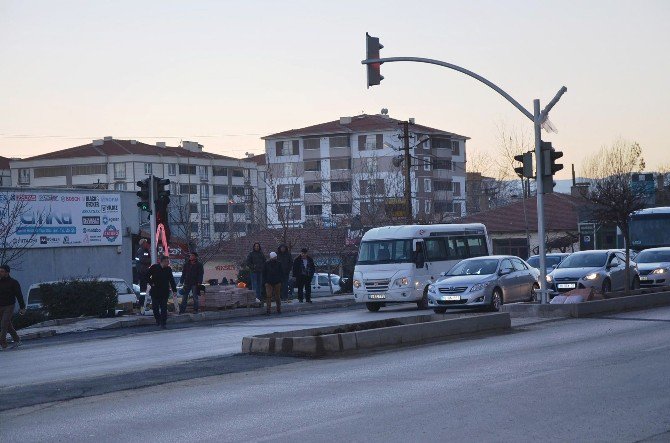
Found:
0,156 -> 10,169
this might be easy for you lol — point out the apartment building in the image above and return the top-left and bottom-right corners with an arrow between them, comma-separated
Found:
261,114 -> 468,228
0,156 -> 10,187
9,137 -> 261,242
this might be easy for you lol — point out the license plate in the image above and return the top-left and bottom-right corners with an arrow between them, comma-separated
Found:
369,294 -> 386,300
442,295 -> 461,301
557,283 -> 576,289
639,276 -> 649,281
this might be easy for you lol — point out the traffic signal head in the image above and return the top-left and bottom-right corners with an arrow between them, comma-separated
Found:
136,178 -> 152,214
155,178 -> 171,203
365,32 -> 384,88
514,152 -> 534,179
541,141 -> 564,177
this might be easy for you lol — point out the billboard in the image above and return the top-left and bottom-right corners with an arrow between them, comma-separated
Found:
0,191 -> 122,249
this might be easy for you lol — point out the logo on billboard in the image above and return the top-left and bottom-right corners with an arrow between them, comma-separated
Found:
101,204 -> 119,213
85,196 -> 99,208
103,224 -> 119,242
82,216 -> 101,225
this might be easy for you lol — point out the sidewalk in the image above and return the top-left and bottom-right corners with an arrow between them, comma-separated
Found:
18,294 -> 358,341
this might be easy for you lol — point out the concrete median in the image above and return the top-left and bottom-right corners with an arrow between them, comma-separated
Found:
242,313 -> 511,357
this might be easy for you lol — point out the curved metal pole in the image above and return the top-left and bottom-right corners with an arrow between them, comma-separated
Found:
363,57 -> 534,121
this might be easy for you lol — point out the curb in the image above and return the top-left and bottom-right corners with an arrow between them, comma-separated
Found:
242,313 -> 511,357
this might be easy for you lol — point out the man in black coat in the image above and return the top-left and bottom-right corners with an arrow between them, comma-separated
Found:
263,252 -> 283,314
0,264 -> 25,350
292,248 -> 315,303
147,256 -> 177,329
179,252 -> 204,314
276,244 -> 292,302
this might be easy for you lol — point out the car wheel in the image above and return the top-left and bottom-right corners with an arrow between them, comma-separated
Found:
366,302 -> 381,312
416,290 -> 429,310
489,289 -> 503,312
601,279 -> 611,295
433,307 -> 447,314
632,276 -> 640,290
530,283 -> 540,302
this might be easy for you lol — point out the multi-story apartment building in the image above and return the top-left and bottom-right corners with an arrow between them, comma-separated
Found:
261,114 -> 468,228
0,156 -> 11,187
9,137 -> 261,242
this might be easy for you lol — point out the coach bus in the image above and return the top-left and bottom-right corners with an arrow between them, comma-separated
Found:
629,207 -> 670,251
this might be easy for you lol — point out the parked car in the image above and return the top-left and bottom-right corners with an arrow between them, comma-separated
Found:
27,278 -> 138,312
427,256 -> 540,313
526,253 -> 571,273
546,249 -> 640,295
310,273 -> 342,297
630,247 -> 670,287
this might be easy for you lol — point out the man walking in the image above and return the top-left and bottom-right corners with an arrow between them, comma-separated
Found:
147,256 -> 177,329
0,265 -> 25,350
263,252 -> 283,315
276,244 -> 292,303
179,252 -> 204,314
245,242 -> 266,304
292,248 -> 315,303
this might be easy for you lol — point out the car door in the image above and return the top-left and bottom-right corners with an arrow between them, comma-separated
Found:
497,259 -> 517,302
511,258 -> 534,301
607,254 -> 625,291
312,274 -> 332,296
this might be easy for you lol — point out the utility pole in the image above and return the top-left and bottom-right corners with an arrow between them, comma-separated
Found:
400,120 -> 412,224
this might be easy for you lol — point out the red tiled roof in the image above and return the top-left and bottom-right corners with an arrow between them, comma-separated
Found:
263,114 -> 469,140
458,193 -> 584,233
248,153 -> 266,166
0,156 -> 10,169
22,139 -> 239,161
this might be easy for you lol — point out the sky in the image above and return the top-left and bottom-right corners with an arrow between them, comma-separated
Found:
0,0 -> 668,179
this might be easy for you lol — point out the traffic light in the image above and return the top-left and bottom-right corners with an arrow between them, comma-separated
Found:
513,152 -> 534,179
136,178 -> 152,214
540,141 -> 564,194
154,177 -> 171,244
365,32 -> 384,88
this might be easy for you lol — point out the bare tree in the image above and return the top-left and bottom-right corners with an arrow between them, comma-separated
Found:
0,190 -> 45,270
580,139 -> 647,293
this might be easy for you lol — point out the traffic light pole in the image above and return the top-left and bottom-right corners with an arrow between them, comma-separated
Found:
533,99 -> 548,304
149,174 -> 157,265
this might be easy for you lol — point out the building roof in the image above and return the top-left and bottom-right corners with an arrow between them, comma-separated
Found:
263,114 -> 469,140
20,139 -> 240,162
457,193 -> 584,233
0,156 -> 10,170
248,153 -> 266,166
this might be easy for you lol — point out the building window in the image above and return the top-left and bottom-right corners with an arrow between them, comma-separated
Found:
280,205 -> 301,221
179,164 -> 197,175
72,164 -> 107,176
423,156 -> 431,171
304,183 -> 322,194
357,134 -> 384,150
33,166 -> 67,178
454,202 -> 462,215
434,159 -> 452,170
190,223 -> 199,234
214,203 -> 228,214
304,160 -> 321,172
201,203 -> 210,218
200,184 -> 210,197
277,184 -> 301,200
328,136 -> 350,148
330,158 -> 351,170
232,169 -> 244,178
213,166 -> 228,176
331,181 -> 351,192
453,181 -> 461,196
232,204 -> 245,214
275,140 -> 300,156
214,222 -> 227,233
113,182 -> 127,191
434,201 -> 454,214
306,204 -> 323,216
332,203 -> 352,215
231,186 -> 245,197
189,203 -> 198,214
199,166 -> 208,180
170,183 -> 178,196
113,163 -> 126,179
180,184 -> 198,195
144,163 -> 152,175
425,200 -> 431,214
424,178 -> 432,193
18,169 -> 31,184
168,164 -> 176,176
202,223 -> 211,239
431,138 -> 452,149
451,140 -> 460,155
304,138 -> 320,150
434,180 -> 452,191
213,185 -> 228,195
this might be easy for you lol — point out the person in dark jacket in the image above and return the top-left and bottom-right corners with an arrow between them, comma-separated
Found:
263,252 -> 283,314
245,242 -> 266,303
276,244 -> 293,302
147,256 -> 177,329
0,264 -> 25,350
292,248 -> 316,303
179,252 -> 205,314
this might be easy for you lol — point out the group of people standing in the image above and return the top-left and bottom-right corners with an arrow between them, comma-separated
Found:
245,243 -> 315,315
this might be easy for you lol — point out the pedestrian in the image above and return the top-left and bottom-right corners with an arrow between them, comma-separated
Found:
147,255 -> 177,329
135,238 -> 152,306
263,252 -> 283,315
179,252 -> 204,314
245,242 -> 266,304
276,244 -> 292,303
292,248 -> 315,303
0,264 -> 25,351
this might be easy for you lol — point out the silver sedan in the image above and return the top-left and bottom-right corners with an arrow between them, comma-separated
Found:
427,256 -> 540,313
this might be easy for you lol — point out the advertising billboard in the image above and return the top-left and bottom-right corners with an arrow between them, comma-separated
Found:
0,191 -> 122,249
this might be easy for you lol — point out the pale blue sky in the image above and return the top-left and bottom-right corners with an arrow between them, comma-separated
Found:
1,0 -> 668,178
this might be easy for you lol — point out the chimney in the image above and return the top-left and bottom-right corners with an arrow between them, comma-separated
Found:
156,142 -> 166,148
181,141 -> 203,152
339,116 -> 352,124
130,140 -> 137,145
92,139 -> 103,146
409,118 -> 415,125
103,136 -> 113,141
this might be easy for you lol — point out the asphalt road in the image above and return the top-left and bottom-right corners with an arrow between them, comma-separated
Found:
3,306 -> 670,442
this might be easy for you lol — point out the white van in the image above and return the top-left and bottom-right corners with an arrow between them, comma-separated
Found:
353,223 -> 491,312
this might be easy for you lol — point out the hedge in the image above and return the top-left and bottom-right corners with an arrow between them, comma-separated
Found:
40,280 -> 118,319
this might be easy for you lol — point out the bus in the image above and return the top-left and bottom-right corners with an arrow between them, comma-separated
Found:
352,223 -> 491,312
629,207 -> 670,251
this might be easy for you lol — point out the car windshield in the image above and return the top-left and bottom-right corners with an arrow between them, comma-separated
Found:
557,252 -> 607,268
635,250 -> 670,263
447,258 -> 499,276
357,239 -> 413,265
527,256 -> 563,268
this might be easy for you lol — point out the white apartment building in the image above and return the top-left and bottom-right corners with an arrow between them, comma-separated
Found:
261,114 -> 468,228
9,137 -> 261,242
0,156 -> 10,187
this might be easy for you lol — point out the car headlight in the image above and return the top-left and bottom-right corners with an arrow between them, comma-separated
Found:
428,284 -> 437,294
469,282 -> 491,292
584,272 -> 599,280
546,275 -> 553,283
651,268 -> 668,275
353,279 -> 361,288
393,276 -> 409,287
